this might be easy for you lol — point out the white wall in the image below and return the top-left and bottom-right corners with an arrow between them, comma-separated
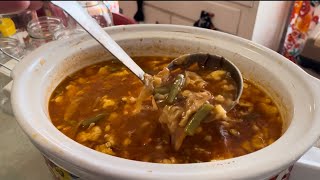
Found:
252,1 -> 292,51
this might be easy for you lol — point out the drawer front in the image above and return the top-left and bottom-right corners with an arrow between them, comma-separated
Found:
232,1 -> 254,8
171,15 -> 194,26
144,5 -> 171,24
145,1 -> 241,34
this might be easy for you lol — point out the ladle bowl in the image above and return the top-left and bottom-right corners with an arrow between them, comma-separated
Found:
168,53 -> 243,111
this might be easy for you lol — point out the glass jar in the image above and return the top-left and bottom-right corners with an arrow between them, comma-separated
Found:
38,1 -> 77,29
53,27 -> 85,40
26,16 -> 65,49
79,1 -> 113,27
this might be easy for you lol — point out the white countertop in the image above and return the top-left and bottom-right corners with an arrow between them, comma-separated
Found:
0,108 -> 52,179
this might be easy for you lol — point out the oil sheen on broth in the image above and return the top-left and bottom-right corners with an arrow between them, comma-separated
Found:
49,56 -> 283,164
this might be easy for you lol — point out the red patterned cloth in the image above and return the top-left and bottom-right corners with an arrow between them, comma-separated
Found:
281,1 -> 320,63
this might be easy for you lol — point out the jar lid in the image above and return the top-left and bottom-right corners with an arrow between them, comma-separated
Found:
0,18 -> 17,37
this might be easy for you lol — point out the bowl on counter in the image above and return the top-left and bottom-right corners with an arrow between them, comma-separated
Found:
10,25 -> 320,180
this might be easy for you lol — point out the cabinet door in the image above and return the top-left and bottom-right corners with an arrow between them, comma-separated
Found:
232,1 -> 254,7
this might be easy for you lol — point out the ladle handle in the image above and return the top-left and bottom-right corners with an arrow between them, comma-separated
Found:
51,1 -> 145,80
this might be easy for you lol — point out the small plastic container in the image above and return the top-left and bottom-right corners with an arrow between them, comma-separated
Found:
0,37 -> 24,61
0,37 -> 24,79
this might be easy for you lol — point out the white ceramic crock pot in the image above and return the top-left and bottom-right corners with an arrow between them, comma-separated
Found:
10,25 -> 320,180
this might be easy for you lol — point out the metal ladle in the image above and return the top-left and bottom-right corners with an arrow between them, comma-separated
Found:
50,1 -> 243,110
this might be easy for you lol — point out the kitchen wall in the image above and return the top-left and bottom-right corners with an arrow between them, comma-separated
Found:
252,1 -> 292,51
120,1 -> 292,52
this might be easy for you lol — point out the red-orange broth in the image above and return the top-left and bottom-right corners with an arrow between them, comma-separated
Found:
49,56 -> 283,163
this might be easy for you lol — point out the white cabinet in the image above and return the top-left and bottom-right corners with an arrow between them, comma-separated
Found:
119,1 -> 257,37
119,1 -> 292,51
147,1 -> 242,35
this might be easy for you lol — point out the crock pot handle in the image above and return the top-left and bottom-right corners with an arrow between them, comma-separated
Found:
311,74 -> 320,106
311,75 -> 320,143
293,76 -> 320,175
10,61 -> 20,80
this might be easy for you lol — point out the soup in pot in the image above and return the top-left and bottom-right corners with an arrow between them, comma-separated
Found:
49,56 -> 282,163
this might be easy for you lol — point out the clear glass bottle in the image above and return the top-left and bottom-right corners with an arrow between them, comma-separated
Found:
79,1 -> 114,27
26,16 -> 65,49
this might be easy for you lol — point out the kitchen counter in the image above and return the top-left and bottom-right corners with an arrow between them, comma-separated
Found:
0,108 -> 51,179
0,74 -> 51,179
